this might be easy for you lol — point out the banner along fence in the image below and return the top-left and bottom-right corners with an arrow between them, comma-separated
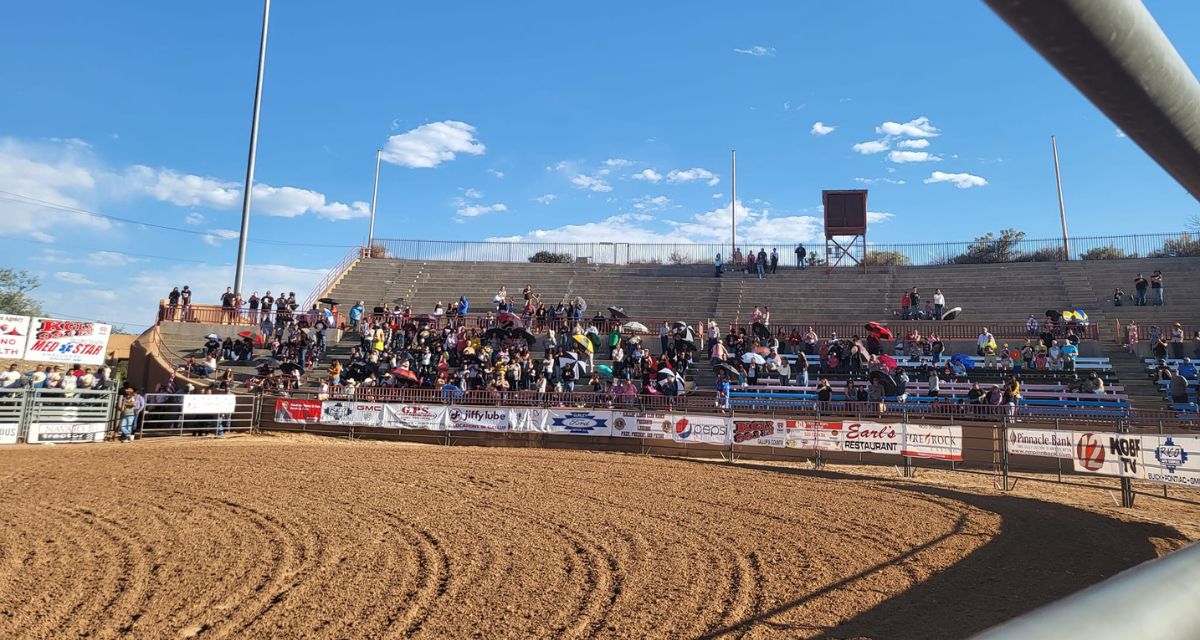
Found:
0,388 -> 117,444
140,393 -> 258,438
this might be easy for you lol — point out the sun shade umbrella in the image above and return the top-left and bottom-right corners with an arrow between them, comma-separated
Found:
509,327 -> 537,345
878,354 -> 898,371
950,353 -> 976,370
206,333 -> 220,341
573,334 -> 594,352
318,297 -> 337,305
482,327 -> 509,341
741,352 -> 766,365
622,321 -> 649,333
1074,309 -> 1089,326
674,327 -> 697,351
671,321 -> 689,332
1045,309 -> 1061,320
607,306 -> 628,319
596,364 -> 614,379
656,367 -> 679,381
940,307 -> 962,321
869,371 -> 898,395
237,330 -> 254,338
253,356 -> 280,366
412,314 -> 437,323
574,296 -> 587,312
714,362 -> 741,377
751,322 -> 771,341
394,368 -> 420,385
864,322 -> 893,340
279,362 -> 303,374
497,311 -> 523,328
558,352 -> 586,378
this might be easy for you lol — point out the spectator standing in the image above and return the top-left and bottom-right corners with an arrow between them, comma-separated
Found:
260,291 -> 274,323
220,287 -> 236,324
714,253 -> 723,278
746,250 -> 757,276
1126,321 -> 1139,354
932,289 -> 945,320
180,285 -> 192,321
1171,322 -> 1185,359
900,292 -> 910,319
349,301 -> 365,333
168,287 -> 181,320
1151,270 -> 1164,305
248,291 -> 260,323
117,387 -> 141,442
659,322 -> 670,355
756,248 -> 767,278
1133,273 -> 1148,306
1169,369 -> 1190,404
795,351 -> 809,387
769,248 -> 779,274
794,243 -> 807,269
908,287 -> 921,319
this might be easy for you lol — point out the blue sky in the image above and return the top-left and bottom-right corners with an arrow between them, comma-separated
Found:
3,0 -> 1199,330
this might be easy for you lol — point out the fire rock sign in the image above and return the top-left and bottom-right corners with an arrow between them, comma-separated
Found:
23,318 -> 111,365
1072,432 -> 1145,478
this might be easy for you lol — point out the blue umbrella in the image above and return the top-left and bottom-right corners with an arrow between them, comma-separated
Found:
596,364 -> 613,379
950,353 -> 976,370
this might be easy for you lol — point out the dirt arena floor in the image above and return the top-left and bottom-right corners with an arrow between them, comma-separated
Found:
0,435 -> 1195,640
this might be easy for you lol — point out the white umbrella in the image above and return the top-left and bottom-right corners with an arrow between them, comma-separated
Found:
741,352 -> 766,365
206,333 -> 220,341
622,321 -> 649,332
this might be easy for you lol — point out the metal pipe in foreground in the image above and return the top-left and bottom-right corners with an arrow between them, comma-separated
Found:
972,542 -> 1200,639
985,0 -> 1200,203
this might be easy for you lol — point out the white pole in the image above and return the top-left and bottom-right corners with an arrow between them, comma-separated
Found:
731,149 -> 737,259
233,0 -> 271,297
1052,135 -> 1070,260
368,149 -> 381,249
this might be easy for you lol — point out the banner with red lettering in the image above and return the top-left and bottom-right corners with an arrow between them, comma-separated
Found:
902,424 -> 964,461
668,413 -> 731,445
0,315 -> 31,360
836,421 -> 903,455
320,400 -> 383,426
731,418 -> 791,448
382,403 -> 449,430
274,399 -> 322,424
23,317 -> 111,365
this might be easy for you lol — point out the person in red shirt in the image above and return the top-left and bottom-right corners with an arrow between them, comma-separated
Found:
900,292 -> 911,319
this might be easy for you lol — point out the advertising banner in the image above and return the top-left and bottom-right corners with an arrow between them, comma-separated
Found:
1007,428 -> 1074,459
26,422 -> 106,443
839,421 -> 903,455
182,394 -> 237,415
669,413 -> 731,446
0,422 -> 17,445
447,406 -> 511,432
23,318 -> 111,366
320,400 -> 384,426
901,424 -> 964,462
1072,432 -> 1145,478
1140,435 -> 1200,488
784,420 -> 819,450
525,409 -> 614,436
381,403 -> 449,431
731,418 -> 790,448
273,399 -> 322,424
612,411 -> 673,440
0,314 -> 30,360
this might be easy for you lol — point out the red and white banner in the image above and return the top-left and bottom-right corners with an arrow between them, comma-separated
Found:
274,399 -> 322,424
1072,432 -> 1145,478
612,411 -> 673,440
320,400 -> 383,426
669,413 -> 731,445
839,421 -> 903,455
447,406 -> 512,432
731,418 -> 791,448
382,403 -> 449,430
901,424 -> 963,461
26,422 -> 106,444
0,315 -> 30,360
23,318 -> 111,366
1007,428 -> 1074,459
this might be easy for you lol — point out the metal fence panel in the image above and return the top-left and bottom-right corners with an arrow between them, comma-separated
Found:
141,393 -> 257,438
23,388 -> 115,444
0,389 -> 26,444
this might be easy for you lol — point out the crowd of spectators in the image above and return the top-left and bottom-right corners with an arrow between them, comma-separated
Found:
0,362 -> 114,390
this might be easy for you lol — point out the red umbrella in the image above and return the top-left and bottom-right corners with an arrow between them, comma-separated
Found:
878,355 -> 898,372
238,330 -> 254,338
391,368 -> 419,385
865,322 -> 893,340
497,311 -> 524,328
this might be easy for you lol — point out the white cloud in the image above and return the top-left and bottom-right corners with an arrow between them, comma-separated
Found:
667,201 -> 821,245
87,251 -> 142,267
897,138 -> 930,149
569,174 -> 612,192
604,158 -> 632,167
1115,129 -> 1127,139
533,193 -> 557,205
250,184 -> 370,220
810,122 -> 836,136
631,168 -> 663,183
54,271 -> 95,285
185,212 -> 204,225
888,150 -> 942,164
854,177 -> 907,185
866,211 -> 895,224
924,171 -> 988,189
877,116 -> 940,138
632,195 -> 671,211
487,213 -> 663,244
712,193 -> 724,199
853,139 -> 890,155
487,169 -> 505,179
456,202 -> 508,218
380,120 -> 485,168
464,187 -> 482,199
666,167 -> 720,187
202,228 -> 240,246
0,137 -> 110,242
733,46 -> 776,57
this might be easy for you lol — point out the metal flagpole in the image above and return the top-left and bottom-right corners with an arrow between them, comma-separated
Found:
368,149 -> 381,249
233,0 -> 271,297
1051,135 -> 1070,260
731,149 -> 737,259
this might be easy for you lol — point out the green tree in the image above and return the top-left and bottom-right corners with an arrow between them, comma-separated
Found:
0,269 -> 44,316
952,229 -> 1026,264
1080,246 -> 1127,260
527,250 -> 573,264
864,250 -> 910,266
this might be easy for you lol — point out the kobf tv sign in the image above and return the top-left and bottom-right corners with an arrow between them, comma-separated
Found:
1072,432 -> 1146,479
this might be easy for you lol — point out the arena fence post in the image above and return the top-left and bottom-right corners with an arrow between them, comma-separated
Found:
902,410 -> 914,478
1000,417 -> 1010,491
1118,417 -> 1135,508
1159,419 -> 1167,499
1055,418 -> 1063,483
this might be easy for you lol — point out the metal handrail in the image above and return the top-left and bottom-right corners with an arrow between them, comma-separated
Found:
303,246 -> 366,309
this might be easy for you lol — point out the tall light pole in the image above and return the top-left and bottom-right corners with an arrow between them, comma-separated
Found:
233,0 -> 271,296
1051,135 -> 1070,260
368,149 -> 381,249
731,149 -> 737,259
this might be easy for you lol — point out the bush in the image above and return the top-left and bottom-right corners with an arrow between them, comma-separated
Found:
667,251 -> 707,265
1150,234 -> 1200,258
951,228 -> 1026,264
863,250 -> 909,266
1016,246 -> 1067,262
1080,246 -> 1127,260
367,244 -> 387,258
528,251 -> 574,264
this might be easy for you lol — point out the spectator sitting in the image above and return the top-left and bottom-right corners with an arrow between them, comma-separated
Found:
1169,369 -> 1189,404
1180,358 -> 1197,380
1112,287 -> 1125,306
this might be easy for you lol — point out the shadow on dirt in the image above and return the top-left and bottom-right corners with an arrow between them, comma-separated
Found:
690,461 -> 1187,640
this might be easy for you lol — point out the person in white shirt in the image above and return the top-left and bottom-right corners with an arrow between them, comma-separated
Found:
0,364 -> 21,388
928,371 -> 941,396
932,289 -> 946,320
